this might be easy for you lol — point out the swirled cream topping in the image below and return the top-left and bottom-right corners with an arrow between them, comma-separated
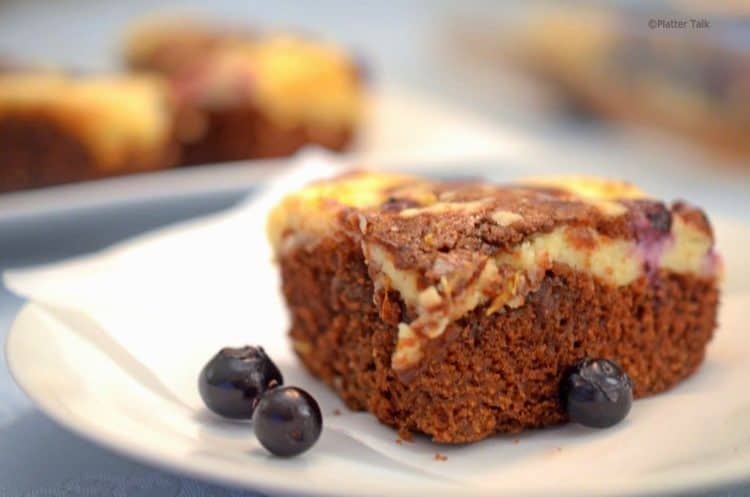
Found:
269,171 -> 719,373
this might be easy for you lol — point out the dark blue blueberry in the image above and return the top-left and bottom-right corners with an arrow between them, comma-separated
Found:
644,204 -> 672,234
199,346 -> 283,419
253,386 -> 322,457
561,358 -> 633,428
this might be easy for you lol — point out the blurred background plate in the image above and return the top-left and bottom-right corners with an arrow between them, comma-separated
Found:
1,81 -> 748,223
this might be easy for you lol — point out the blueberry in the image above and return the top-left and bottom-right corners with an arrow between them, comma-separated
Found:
561,358 -> 633,428
198,346 -> 282,419
645,206 -> 672,234
254,386 -> 322,457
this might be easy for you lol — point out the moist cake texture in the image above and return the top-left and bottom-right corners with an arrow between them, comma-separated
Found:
268,172 -> 721,443
0,72 -> 177,192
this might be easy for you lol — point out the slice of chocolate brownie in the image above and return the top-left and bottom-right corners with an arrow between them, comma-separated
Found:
268,172 -> 721,443
0,72 -> 178,193
123,18 -> 365,164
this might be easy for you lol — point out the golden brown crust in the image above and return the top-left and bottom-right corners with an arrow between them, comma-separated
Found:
280,233 -> 719,443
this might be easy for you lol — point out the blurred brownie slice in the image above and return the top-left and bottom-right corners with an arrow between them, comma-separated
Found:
504,7 -> 750,160
123,18 -> 365,164
169,36 -> 365,164
268,172 -> 721,443
0,72 -> 177,192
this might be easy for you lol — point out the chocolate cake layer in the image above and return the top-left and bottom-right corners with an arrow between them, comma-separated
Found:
0,117 -> 174,193
281,235 -> 718,443
269,172 -> 721,442
176,103 -> 353,166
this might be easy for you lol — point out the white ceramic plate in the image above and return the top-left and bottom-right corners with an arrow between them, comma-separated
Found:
6,212 -> 750,497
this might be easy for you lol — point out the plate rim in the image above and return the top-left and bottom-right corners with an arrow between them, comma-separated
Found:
0,159 -> 283,224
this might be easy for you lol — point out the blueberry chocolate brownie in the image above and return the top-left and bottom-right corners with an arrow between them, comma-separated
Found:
0,72 -> 177,192
123,19 -> 365,164
267,172 -> 720,443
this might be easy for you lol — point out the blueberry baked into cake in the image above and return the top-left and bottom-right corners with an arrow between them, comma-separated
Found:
268,172 -> 720,443
124,19 -> 365,164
